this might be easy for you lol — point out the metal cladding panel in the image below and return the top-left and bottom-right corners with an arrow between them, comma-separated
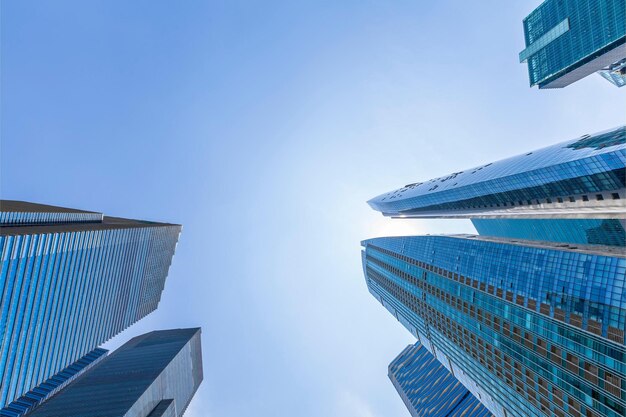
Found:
367,127 -> 626,217
389,343 -> 493,417
25,328 -> 203,417
362,236 -> 626,417
520,0 -> 626,88
0,203 -> 181,410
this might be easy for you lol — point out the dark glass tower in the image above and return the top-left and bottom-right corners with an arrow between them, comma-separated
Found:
519,0 -> 626,88
362,235 -> 625,417
0,201 -> 181,412
389,343 -> 493,417
25,328 -> 203,417
0,348 -> 107,417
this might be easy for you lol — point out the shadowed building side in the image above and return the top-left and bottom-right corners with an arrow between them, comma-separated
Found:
0,201 -> 103,225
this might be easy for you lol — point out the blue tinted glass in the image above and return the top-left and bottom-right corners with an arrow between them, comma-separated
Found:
389,343 -> 493,417
0,202 -> 181,409
472,218 -> 626,247
362,236 -> 626,417
520,0 -> 626,88
368,127 -> 626,218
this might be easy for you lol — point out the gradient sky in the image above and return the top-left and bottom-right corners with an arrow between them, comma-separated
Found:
2,1 -> 625,416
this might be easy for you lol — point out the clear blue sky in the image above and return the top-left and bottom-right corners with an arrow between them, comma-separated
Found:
2,1 -> 625,416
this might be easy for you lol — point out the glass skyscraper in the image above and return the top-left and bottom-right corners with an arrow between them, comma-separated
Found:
363,126 -> 626,417
362,235 -> 625,417
519,0 -> 626,88
367,127 -> 626,247
0,201 -> 181,412
25,328 -> 203,417
367,127 -> 625,220
389,343 -> 493,417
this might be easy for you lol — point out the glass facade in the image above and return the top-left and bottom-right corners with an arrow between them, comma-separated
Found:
0,201 -> 181,410
472,219 -> 626,247
0,348 -> 107,417
598,58 -> 626,86
362,235 -> 626,417
26,328 -> 203,417
519,0 -> 626,88
367,127 -> 626,218
389,342 -> 493,417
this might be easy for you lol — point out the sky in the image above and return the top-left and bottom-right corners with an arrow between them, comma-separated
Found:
1,1 -> 625,416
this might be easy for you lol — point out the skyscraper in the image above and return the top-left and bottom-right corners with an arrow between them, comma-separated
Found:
362,235 -> 625,417
25,328 -> 203,417
389,343 -> 493,417
0,201 -> 181,412
363,126 -> 625,417
368,127 -> 625,220
519,0 -> 626,88
367,127 -> 626,246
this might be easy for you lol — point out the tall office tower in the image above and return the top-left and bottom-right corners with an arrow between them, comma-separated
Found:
0,201 -> 181,412
368,127 -> 625,219
26,328 -> 203,417
367,126 -> 626,246
362,235 -> 625,417
519,0 -> 626,88
389,342 -> 493,417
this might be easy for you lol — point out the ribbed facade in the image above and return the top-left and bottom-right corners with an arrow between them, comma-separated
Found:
389,343 -> 493,417
367,127 -> 626,220
0,201 -> 181,410
26,328 -> 203,417
519,0 -> 626,88
0,201 -> 103,226
362,235 -> 626,417
0,348 -> 107,417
